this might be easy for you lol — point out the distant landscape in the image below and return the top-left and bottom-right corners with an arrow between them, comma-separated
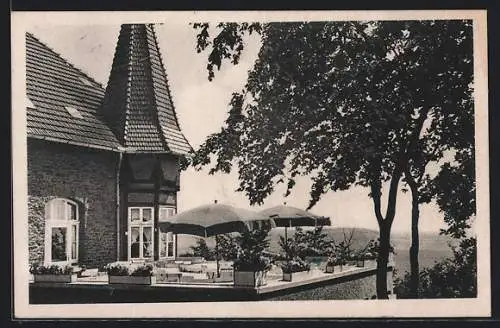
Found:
176,227 -> 456,278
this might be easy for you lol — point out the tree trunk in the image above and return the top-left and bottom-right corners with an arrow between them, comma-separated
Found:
376,222 -> 391,299
409,184 -> 420,298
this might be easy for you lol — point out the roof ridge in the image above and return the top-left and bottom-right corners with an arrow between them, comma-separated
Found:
26,32 -> 105,90
122,25 -> 134,146
149,24 -> 192,151
144,24 -> 171,152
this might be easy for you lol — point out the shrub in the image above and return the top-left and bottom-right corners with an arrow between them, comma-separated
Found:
29,263 -> 74,275
104,262 -> 130,276
130,263 -> 154,277
281,257 -> 311,273
216,234 -> 241,261
394,237 -> 477,299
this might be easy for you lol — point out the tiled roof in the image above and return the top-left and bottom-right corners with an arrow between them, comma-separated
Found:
100,24 -> 192,155
26,33 -> 122,151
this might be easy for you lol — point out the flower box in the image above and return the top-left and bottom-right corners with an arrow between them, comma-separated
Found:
34,273 -> 77,283
325,265 -> 335,273
282,270 -> 310,282
108,275 -> 156,285
233,270 -> 267,287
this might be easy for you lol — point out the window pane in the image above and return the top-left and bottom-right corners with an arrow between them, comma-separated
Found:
160,233 -> 167,258
130,208 -> 140,222
167,242 -> 174,257
71,225 -> 77,260
142,208 -> 152,222
68,203 -> 77,220
51,200 -> 66,220
159,207 -> 176,221
51,227 -> 67,261
167,232 -> 174,242
143,243 -> 153,258
130,227 -> 140,258
142,227 -> 152,258
143,227 -> 152,242
71,242 -> 77,260
159,208 -> 168,221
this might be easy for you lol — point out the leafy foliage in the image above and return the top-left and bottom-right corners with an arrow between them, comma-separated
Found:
427,152 -> 476,238
394,237 -> 477,298
279,227 -> 331,259
130,263 -> 155,277
215,234 -> 240,260
104,262 -> 131,276
281,257 -> 311,273
29,263 -> 74,275
233,225 -> 272,272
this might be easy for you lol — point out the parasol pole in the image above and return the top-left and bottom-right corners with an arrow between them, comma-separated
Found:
284,226 -> 288,260
215,235 -> 220,278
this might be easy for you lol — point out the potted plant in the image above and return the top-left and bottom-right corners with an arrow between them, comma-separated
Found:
30,263 -> 77,283
233,226 -> 272,287
106,262 -> 156,285
281,257 -> 311,281
325,254 -> 338,273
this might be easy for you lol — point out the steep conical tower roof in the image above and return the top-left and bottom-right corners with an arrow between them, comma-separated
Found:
100,24 -> 192,154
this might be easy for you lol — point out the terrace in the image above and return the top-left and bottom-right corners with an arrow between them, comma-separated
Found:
29,258 -> 396,303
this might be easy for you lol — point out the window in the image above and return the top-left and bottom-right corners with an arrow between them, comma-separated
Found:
65,106 -> 84,119
78,76 -> 94,87
128,207 -> 154,260
159,206 -> 176,259
44,199 -> 79,264
25,95 -> 35,109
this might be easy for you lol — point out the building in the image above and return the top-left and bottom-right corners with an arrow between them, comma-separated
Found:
26,24 -> 192,268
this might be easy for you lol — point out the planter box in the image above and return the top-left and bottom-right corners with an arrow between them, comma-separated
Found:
34,274 -> 77,283
364,259 -> 377,267
282,270 -> 311,282
108,275 -> 156,285
325,265 -> 335,273
234,271 -> 267,287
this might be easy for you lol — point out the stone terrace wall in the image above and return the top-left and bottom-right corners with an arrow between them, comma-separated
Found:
263,269 -> 394,301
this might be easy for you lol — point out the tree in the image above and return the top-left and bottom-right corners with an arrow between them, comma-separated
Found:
190,238 -> 214,260
190,20 -> 473,299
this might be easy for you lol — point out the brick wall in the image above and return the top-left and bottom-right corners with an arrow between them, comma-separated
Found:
28,139 -> 119,268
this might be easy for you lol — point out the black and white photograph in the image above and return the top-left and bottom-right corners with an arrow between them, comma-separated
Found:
11,10 -> 489,318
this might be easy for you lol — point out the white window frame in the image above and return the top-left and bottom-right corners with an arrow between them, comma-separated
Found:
127,207 -> 154,261
44,198 -> 79,265
159,206 -> 176,259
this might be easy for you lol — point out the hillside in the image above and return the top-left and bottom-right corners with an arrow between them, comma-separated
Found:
176,227 -> 455,277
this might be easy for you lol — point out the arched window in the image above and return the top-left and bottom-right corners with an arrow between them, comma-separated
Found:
44,198 -> 79,264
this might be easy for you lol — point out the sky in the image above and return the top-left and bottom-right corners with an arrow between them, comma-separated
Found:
28,23 -> 452,235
